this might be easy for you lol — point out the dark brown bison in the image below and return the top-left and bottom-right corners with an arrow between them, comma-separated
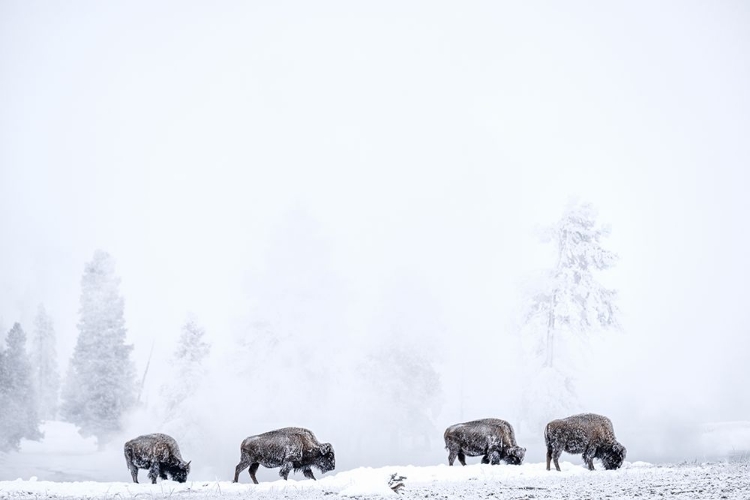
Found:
232,427 -> 335,484
444,418 -> 526,466
124,433 -> 191,483
545,413 -> 627,471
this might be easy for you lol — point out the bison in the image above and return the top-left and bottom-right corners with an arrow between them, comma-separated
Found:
232,427 -> 335,484
545,413 -> 627,471
124,433 -> 191,484
444,418 -> 526,466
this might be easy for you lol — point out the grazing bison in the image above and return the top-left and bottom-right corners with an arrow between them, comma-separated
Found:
124,433 -> 191,484
545,413 -> 627,471
444,418 -> 526,466
233,427 -> 335,484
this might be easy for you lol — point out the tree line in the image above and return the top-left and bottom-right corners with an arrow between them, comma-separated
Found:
0,200 -> 619,453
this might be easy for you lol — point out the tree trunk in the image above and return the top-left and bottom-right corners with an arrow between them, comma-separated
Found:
545,293 -> 557,368
545,230 -> 566,368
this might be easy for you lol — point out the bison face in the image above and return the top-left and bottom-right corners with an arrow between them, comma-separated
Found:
317,443 -> 336,473
601,443 -> 626,470
504,446 -> 526,465
168,461 -> 191,483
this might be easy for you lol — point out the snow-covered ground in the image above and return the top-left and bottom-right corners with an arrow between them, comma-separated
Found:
1,460 -> 749,499
2,421 -> 749,499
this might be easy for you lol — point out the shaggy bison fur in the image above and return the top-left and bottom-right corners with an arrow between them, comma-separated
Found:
444,418 -> 526,466
124,433 -> 191,484
233,427 -> 335,484
545,413 -> 627,471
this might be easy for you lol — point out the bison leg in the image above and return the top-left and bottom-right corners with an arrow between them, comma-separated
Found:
447,449 -> 458,466
488,450 -> 501,465
233,451 -> 252,483
303,467 -> 316,481
457,452 -> 467,466
127,461 -> 139,483
279,462 -> 293,480
129,465 -> 139,483
248,463 -> 260,484
481,454 -> 490,464
552,448 -> 563,472
124,448 -> 139,483
583,447 -> 596,471
147,463 -> 161,484
546,446 -> 552,471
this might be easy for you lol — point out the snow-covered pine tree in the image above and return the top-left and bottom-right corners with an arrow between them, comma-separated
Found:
60,250 -> 136,444
160,318 -> 210,421
526,200 -> 619,366
0,323 -> 43,451
520,200 -> 619,428
31,304 -> 60,421
158,317 -> 211,457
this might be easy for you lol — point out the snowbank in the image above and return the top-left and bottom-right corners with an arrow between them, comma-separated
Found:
3,460 -> 750,499
0,461 -> 637,497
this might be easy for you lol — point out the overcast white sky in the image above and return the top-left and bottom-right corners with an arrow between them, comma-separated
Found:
1,0 -> 749,467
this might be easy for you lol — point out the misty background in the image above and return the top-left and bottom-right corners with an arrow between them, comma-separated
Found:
1,0 -> 749,483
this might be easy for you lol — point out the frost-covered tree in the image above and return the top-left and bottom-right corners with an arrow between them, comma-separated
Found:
0,323 -> 43,451
61,250 -> 136,444
520,200 -> 619,427
31,304 -> 60,421
156,318 -> 213,459
160,318 -> 210,424
525,200 -> 619,366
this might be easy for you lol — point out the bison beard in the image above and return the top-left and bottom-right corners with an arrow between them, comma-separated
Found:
545,413 -> 627,471
444,418 -> 526,466
123,433 -> 191,484
233,427 -> 335,484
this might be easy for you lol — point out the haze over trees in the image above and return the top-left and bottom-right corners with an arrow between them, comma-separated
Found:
0,323 -> 42,451
60,250 -> 136,445
31,304 -> 60,421
520,200 -> 620,429
363,340 -> 442,454
159,317 -> 211,449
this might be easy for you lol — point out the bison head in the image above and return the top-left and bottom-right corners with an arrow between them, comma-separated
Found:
504,446 -> 526,465
317,443 -> 336,473
167,461 -> 191,483
601,442 -> 626,470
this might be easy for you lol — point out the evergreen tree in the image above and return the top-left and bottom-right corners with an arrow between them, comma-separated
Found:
160,318 -> 210,421
61,250 -> 136,444
0,323 -> 43,451
520,200 -> 619,428
157,317 -> 212,457
524,200 -> 619,367
31,304 -> 60,421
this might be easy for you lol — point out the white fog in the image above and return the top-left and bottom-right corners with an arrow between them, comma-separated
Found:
1,1 -> 749,497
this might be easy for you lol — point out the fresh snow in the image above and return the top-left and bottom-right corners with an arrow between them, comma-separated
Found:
2,421 -> 749,498
1,460 -> 749,499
